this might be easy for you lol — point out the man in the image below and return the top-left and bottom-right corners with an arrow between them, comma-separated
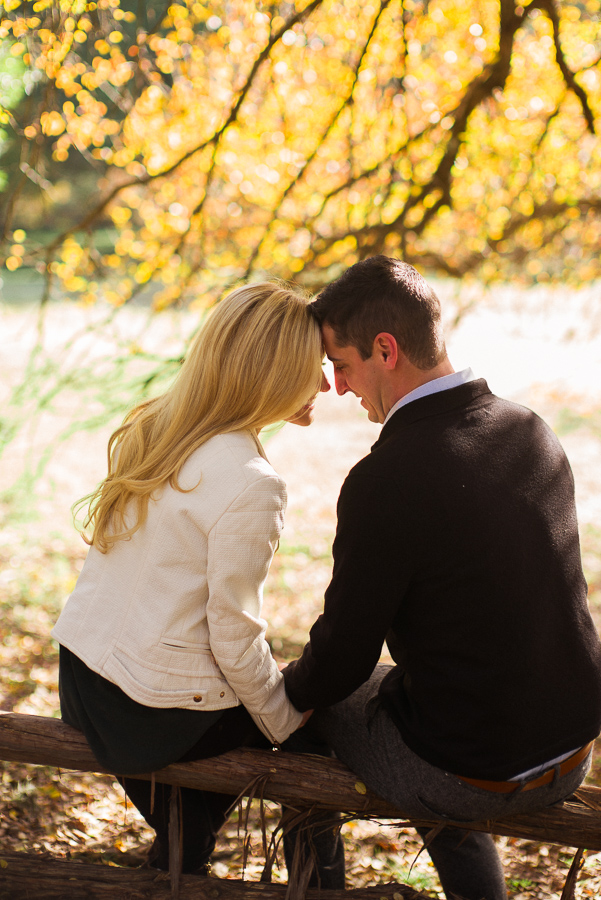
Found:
283,256 -> 601,900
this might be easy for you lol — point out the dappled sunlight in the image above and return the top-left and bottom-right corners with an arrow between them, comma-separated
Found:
1,0 -> 601,893
2,286 -> 601,895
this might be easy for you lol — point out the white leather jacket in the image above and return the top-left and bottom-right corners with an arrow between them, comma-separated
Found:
52,430 -> 303,744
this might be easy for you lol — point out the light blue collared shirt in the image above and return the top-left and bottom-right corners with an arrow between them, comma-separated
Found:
383,368 -> 476,426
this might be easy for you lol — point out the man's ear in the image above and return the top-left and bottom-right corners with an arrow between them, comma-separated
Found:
373,333 -> 399,369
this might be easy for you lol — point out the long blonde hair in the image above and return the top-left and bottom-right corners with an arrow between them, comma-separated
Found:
79,282 -> 323,552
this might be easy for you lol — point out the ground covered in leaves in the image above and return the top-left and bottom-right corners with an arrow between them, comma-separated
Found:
3,298 -> 601,896
0,535 -> 600,899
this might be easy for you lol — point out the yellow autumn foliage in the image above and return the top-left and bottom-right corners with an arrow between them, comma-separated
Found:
0,0 -> 599,308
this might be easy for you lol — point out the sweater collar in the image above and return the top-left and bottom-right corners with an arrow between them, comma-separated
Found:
371,378 -> 492,451
383,367 -> 476,425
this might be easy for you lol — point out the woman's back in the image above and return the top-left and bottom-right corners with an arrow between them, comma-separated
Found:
53,430 -> 297,740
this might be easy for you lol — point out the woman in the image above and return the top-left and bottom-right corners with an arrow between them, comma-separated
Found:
52,282 -> 336,877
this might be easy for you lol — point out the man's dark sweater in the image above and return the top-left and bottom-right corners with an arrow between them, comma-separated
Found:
284,379 -> 601,780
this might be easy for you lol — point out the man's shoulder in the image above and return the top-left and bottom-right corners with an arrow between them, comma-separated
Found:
477,393 -> 564,448
347,385 -> 565,481
381,380 -> 556,440
341,446 -> 398,504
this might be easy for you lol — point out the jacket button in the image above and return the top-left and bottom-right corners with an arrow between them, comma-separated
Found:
193,695 -> 202,703
220,691 -> 225,698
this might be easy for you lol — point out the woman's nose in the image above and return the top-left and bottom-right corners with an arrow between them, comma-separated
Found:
320,371 -> 331,392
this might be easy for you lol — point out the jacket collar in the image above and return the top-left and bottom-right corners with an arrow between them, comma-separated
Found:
371,378 -> 492,451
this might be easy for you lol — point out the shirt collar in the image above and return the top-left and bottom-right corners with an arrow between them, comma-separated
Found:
383,368 -> 476,426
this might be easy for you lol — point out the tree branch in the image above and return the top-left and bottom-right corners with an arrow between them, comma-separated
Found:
33,0 -> 326,263
304,0 -> 536,262
243,0 -> 394,278
392,0 -> 524,233
412,196 -> 601,279
534,0 -> 596,134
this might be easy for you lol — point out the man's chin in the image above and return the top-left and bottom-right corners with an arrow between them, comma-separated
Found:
359,398 -> 381,424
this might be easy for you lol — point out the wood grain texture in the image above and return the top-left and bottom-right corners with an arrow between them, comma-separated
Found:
1,711 -> 601,851
0,853 -> 431,900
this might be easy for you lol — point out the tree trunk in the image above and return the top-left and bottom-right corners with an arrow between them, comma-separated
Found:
0,853 -> 430,900
1,711 -> 600,851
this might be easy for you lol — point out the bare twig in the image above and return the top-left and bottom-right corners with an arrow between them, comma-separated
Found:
560,847 -> 585,900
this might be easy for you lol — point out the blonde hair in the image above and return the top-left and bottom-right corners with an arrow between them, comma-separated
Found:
79,283 -> 323,552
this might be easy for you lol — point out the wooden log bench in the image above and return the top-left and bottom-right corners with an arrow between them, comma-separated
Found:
1,710 -> 600,898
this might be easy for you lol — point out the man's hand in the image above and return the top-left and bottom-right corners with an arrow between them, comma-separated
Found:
300,709 -> 314,727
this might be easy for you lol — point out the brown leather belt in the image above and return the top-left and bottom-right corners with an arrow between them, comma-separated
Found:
455,741 -> 593,794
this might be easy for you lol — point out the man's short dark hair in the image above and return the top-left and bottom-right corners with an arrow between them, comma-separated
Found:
311,256 -> 446,369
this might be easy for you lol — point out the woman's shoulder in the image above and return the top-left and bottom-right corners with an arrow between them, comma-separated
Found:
184,431 -> 284,490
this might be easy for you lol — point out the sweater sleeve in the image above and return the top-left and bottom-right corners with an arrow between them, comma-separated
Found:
284,469 -> 411,711
206,475 -> 303,744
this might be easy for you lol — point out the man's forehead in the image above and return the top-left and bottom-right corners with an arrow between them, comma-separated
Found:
321,323 -> 347,359
322,339 -> 363,366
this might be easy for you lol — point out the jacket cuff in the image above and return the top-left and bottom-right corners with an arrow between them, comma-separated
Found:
250,676 -> 303,744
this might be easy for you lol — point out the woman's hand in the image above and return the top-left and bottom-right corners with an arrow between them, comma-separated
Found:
276,660 -> 311,726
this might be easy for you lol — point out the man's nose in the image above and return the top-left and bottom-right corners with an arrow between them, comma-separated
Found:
334,370 -> 349,395
320,371 -> 331,392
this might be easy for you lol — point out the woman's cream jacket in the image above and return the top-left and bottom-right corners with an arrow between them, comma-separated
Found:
52,431 -> 303,745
